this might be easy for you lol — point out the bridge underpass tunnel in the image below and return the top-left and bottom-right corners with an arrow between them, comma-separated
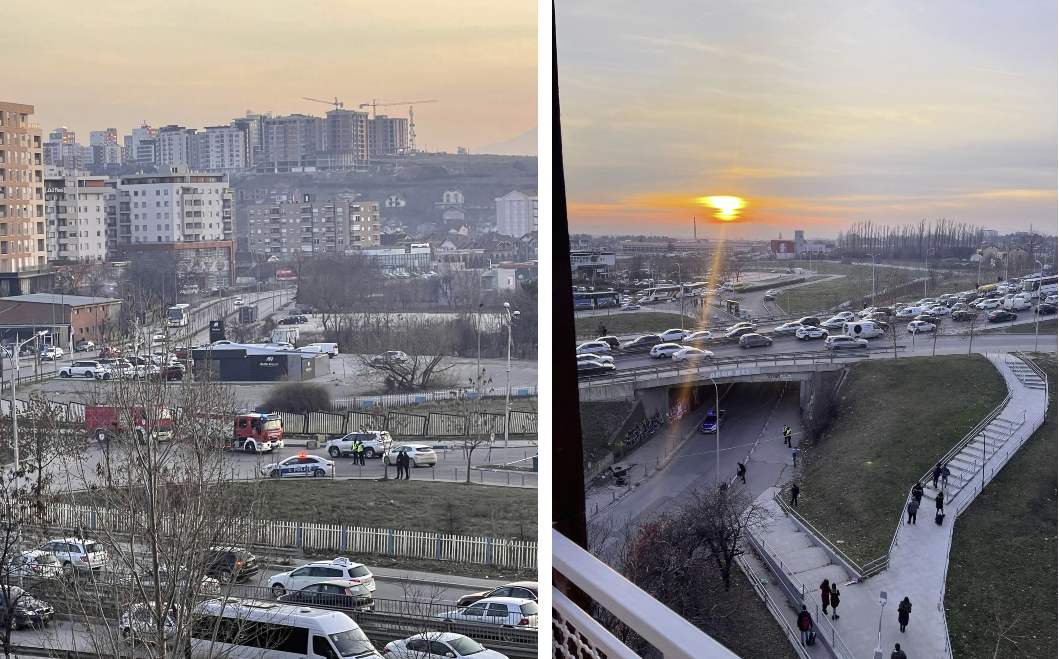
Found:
667,384 -> 713,423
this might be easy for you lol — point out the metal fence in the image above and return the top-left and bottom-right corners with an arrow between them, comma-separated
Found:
47,503 -> 537,570
334,386 -> 538,410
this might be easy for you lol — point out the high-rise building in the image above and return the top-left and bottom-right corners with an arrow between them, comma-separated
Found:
116,164 -> 233,245
43,127 -> 85,170
123,122 -> 158,165
246,195 -> 380,259
199,125 -> 248,172
233,111 -> 270,166
495,189 -> 538,237
368,115 -> 409,156
88,129 -> 122,168
260,114 -> 322,172
318,109 -> 370,170
156,125 -> 200,167
0,101 -> 49,294
44,167 -> 108,262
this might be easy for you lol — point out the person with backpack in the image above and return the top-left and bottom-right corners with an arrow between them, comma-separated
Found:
819,579 -> 830,615
891,643 -> 907,659
829,582 -> 840,619
912,481 -> 924,504
941,463 -> 951,489
897,597 -> 912,632
796,605 -> 813,646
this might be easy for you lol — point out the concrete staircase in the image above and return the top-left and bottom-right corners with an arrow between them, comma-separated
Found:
1006,355 -> 1048,390
924,413 -> 1027,504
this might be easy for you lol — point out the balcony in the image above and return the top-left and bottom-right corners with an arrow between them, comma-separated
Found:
553,530 -> 739,659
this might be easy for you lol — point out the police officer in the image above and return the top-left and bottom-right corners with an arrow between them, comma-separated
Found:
783,425 -> 792,446
355,440 -> 365,465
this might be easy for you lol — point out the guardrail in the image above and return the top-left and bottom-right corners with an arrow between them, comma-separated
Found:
916,393 -> 1011,501
578,347 -> 901,386
1013,350 -> 1050,399
736,555 -> 811,659
334,386 -> 539,411
773,494 -> 880,579
552,530 -> 739,659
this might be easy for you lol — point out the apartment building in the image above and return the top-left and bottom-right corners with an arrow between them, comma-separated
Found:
123,122 -> 158,165
246,195 -> 380,259
115,165 -> 233,245
156,125 -> 200,167
44,167 -> 108,262
259,114 -> 322,172
368,115 -> 409,156
199,125 -> 248,172
495,189 -> 538,238
318,109 -> 370,171
0,101 -> 50,295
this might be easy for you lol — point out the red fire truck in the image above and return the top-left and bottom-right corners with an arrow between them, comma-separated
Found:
231,412 -> 284,453
85,406 -> 173,444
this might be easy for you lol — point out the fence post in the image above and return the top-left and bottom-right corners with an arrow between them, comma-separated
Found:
90,508 -> 96,530
296,522 -> 303,548
387,529 -> 394,556
486,538 -> 492,565
436,533 -> 441,560
341,526 -> 347,552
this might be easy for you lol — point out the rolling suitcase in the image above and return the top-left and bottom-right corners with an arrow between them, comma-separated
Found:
807,631 -> 816,646
935,511 -> 945,525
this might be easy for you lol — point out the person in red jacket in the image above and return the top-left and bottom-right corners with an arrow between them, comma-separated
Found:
820,579 -> 830,615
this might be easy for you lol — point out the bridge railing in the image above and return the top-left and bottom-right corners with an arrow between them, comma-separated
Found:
553,530 -> 739,659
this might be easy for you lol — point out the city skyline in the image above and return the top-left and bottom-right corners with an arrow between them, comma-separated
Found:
5,0 -> 536,153
556,0 -> 1057,239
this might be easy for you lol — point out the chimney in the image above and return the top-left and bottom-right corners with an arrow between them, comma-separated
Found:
693,217 -> 697,240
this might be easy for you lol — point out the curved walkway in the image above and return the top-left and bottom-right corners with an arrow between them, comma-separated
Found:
747,351 -> 1048,658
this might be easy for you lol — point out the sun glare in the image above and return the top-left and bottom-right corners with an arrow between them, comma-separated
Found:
700,196 -> 746,221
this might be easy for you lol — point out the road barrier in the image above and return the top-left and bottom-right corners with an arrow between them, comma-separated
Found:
46,502 -> 537,570
334,385 -> 538,410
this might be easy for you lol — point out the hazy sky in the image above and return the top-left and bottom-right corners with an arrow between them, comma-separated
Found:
3,0 -> 536,153
556,0 -> 1057,239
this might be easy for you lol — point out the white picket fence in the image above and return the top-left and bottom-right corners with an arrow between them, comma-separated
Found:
46,503 -> 537,570
333,385 -> 538,410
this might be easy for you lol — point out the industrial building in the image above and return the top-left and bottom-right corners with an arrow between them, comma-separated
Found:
191,344 -> 330,382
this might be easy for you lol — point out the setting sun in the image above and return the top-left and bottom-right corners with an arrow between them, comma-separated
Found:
700,196 -> 746,221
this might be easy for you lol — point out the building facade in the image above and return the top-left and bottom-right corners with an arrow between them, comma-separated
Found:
318,109 -> 370,171
495,189 -> 538,237
44,168 -> 108,262
116,240 -> 234,289
0,293 -> 121,348
0,101 -> 50,295
368,115 -> 409,156
199,125 -> 249,172
123,123 -> 158,165
156,125 -> 200,168
246,196 -> 381,259
260,114 -> 322,172
116,165 -> 233,245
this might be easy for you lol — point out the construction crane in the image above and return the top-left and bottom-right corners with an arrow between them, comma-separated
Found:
358,99 -> 438,154
302,96 -> 344,110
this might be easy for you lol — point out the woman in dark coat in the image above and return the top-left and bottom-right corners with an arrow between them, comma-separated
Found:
897,597 -> 911,632
829,582 -> 840,619
820,579 -> 830,615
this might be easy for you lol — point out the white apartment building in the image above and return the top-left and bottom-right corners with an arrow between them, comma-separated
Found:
123,123 -> 158,164
156,125 -> 200,167
199,125 -> 248,172
495,189 -> 538,237
117,165 -> 233,245
44,168 -> 108,262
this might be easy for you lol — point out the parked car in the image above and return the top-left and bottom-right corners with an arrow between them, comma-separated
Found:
74,340 -> 95,352
951,310 -> 979,321
820,317 -> 846,330
457,582 -> 539,607
260,453 -> 335,479
0,587 -> 54,630
1037,303 -> 1057,315
371,350 -> 409,365
796,317 -> 821,327
975,298 -> 1003,310
59,361 -> 108,380
39,346 -> 64,361
278,316 -> 300,325
2,550 -> 62,580
120,603 -> 176,644
38,538 -> 108,573
650,343 -> 683,358
671,347 -> 713,362
326,430 -> 393,459
278,580 -> 374,611
199,546 -> 259,584
775,322 -> 804,335
383,444 -> 438,468
795,326 -> 829,340
914,314 -> 941,326
988,310 -> 1018,323
928,305 -> 952,316
682,330 -> 714,344
824,335 -> 869,350
625,334 -> 663,349
576,353 -> 615,365
269,558 -> 376,596
907,320 -> 937,333
725,326 -> 755,339
700,409 -> 726,434
738,333 -> 772,348
575,341 -> 611,355
595,336 -> 621,349
577,360 -> 615,376
621,303 -> 641,311
384,634 -> 509,659
435,597 -> 539,629
659,328 -> 690,342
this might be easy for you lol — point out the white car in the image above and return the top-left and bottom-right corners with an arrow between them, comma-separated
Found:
796,326 -> 829,340
857,307 -> 878,318
38,538 -> 107,572
907,320 -> 936,333
575,341 -> 611,355
325,430 -> 393,459
682,330 -> 714,344
436,597 -> 539,629
260,453 -> 335,479
824,335 -> 869,350
1045,294 -> 1058,306
268,557 -> 376,596
928,305 -> 952,316
659,328 -> 690,342
832,311 -> 856,322
39,346 -> 64,361
976,299 -> 1002,310
576,353 -> 615,365
121,603 -> 176,644
671,347 -> 714,362
764,289 -> 779,297
621,303 -> 641,311
383,444 -> 438,468
775,322 -> 804,335
59,360 -> 108,379
820,317 -> 846,330
2,550 -> 62,580
649,343 -> 683,358
102,360 -> 137,379
384,633 -> 509,659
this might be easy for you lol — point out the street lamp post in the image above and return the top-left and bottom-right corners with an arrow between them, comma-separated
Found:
476,302 -> 484,384
925,248 -> 934,298
677,263 -> 683,332
1034,260 -> 1043,352
502,302 -> 520,451
868,254 -> 877,307
709,376 -> 720,485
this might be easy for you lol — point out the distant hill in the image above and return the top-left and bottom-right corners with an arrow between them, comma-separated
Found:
475,128 -> 537,156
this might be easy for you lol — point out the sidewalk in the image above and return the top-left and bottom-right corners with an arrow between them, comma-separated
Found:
748,351 -> 1048,658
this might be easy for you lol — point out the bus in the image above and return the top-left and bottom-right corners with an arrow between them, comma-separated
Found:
572,290 -> 621,310
167,303 -> 191,328
1021,275 -> 1058,299
976,283 -> 998,297
638,285 -> 683,302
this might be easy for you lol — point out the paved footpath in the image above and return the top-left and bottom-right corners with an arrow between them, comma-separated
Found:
749,351 -> 1049,658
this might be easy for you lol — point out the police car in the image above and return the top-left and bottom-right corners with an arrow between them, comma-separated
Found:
268,557 -> 376,596
260,453 -> 335,479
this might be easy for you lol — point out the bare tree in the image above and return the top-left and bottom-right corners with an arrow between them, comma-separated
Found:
361,317 -> 456,391
965,310 -> 985,355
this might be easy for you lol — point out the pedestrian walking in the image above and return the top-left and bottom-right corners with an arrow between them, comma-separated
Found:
397,450 -> 409,479
906,498 -> 919,524
897,597 -> 912,632
932,462 -> 942,488
890,643 -> 907,659
912,481 -> 924,504
829,583 -> 840,619
792,447 -> 798,467
819,579 -> 830,615
796,605 -> 814,646
941,464 -> 950,489
737,462 -> 746,484
790,482 -> 800,507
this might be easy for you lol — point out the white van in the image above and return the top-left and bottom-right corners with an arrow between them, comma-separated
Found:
895,306 -> 926,318
190,597 -> 381,659
842,321 -> 886,339
1004,295 -> 1031,311
302,343 -> 339,358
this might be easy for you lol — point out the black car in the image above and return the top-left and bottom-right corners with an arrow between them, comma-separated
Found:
988,311 -> 1017,323
200,547 -> 259,584
797,317 -> 821,327
951,310 -> 979,322
1038,303 -> 1057,315
295,315 -> 309,324
725,326 -> 755,339
577,360 -> 615,376
278,316 -> 299,325
0,587 -> 53,630
763,294 -> 776,301
914,314 -> 941,325
278,581 -> 374,611
626,334 -> 663,349
596,336 -> 621,349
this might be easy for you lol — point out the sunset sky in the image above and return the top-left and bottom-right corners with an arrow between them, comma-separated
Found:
4,0 -> 536,153
556,0 -> 1057,239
